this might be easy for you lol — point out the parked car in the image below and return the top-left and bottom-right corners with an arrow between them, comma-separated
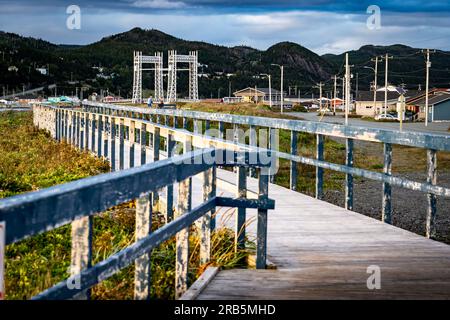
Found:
375,113 -> 397,121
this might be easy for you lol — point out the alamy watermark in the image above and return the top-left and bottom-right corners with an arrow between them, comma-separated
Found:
66,5 -> 81,30
367,5 -> 382,30
367,265 -> 381,290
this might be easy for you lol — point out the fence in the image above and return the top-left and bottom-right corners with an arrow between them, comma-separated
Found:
0,105 -> 275,300
80,101 -> 450,239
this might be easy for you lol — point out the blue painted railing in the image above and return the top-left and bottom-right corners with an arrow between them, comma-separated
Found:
1,105 -> 276,300
80,102 -> 450,239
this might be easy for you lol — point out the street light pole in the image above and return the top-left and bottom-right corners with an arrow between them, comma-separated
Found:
271,64 -> 284,113
261,73 -> 272,108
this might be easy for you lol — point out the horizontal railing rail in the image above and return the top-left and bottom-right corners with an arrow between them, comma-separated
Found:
77,102 -> 450,239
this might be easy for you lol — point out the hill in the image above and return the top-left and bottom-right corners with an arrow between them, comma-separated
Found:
0,28 -> 449,99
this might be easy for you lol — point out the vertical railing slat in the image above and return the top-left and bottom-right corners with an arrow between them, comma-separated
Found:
134,193 -> 153,300
119,118 -> 125,170
110,117 -> 116,172
129,120 -> 136,168
200,166 -> 216,265
175,136 -> 192,299
165,133 -> 175,223
426,149 -> 437,239
140,123 -> 147,166
249,125 -> 257,178
316,134 -> 324,200
236,166 -> 247,251
345,138 -> 354,210
382,143 -> 392,224
70,216 -> 93,300
290,130 -> 298,191
256,170 -> 269,269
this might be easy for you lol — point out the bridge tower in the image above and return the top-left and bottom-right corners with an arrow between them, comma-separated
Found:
166,50 -> 199,103
132,51 -> 143,104
132,51 -> 164,104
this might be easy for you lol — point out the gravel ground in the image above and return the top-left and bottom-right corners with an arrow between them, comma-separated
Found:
324,172 -> 450,244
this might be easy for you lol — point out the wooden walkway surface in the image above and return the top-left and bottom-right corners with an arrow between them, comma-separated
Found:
197,170 -> 450,300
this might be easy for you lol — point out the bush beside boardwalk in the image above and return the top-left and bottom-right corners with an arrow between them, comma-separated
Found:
0,111 -> 250,300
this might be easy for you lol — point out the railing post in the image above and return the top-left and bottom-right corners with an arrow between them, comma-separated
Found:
268,128 -> 278,184
129,120 -> 136,168
119,118 -> 125,170
70,216 -> 93,300
165,133 -> 175,223
256,170 -> 269,269
134,193 -> 153,300
176,137 -> 192,299
140,123 -> 147,166
426,149 -> 437,239
182,117 -> 188,130
55,109 -> 60,141
382,143 -> 392,224
78,113 -> 83,149
102,116 -> 109,160
66,111 -> 71,143
236,166 -> 247,252
249,125 -> 257,178
316,134 -> 324,200
84,113 -> 89,151
218,121 -> 225,140
152,127 -> 160,210
90,114 -> 96,153
110,117 -> 116,172
345,138 -> 354,210
73,112 -> 78,146
200,166 -> 216,265
97,115 -> 102,158
194,120 -> 202,135
290,131 -> 298,191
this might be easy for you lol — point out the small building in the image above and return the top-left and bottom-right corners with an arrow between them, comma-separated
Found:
407,90 -> 450,122
355,91 -> 402,117
233,87 -> 283,105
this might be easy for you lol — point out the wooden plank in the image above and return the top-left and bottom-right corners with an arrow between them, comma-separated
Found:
134,193 -> 152,300
179,267 -> 219,300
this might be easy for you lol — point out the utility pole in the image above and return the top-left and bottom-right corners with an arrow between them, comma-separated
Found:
372,56 -> 379,116
355,73 -> 359,100
383,53 -> 393,117
344,53 -> 353,125
315,82 -> 324,112
271,64 -> 284,113
423,49 -> 435,127
333,75 -> 337,115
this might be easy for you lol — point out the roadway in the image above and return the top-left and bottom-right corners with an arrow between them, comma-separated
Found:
290,112 -> 450,135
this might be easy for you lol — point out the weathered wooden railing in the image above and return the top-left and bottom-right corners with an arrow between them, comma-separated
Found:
0,149 -> 273,300
80,101 -> 450,239
1,105 -> 276,300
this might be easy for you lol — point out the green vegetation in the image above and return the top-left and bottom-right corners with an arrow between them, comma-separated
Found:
1,111 -> 251,300
3,28 -> 448,101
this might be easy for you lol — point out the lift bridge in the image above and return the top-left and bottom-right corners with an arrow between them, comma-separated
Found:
132,50 -> 199,104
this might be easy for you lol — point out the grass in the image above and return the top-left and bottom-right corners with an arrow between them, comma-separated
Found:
1,111 -> 251,300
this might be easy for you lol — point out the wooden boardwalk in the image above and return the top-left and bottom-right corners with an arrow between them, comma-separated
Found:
197,170 -> 450,300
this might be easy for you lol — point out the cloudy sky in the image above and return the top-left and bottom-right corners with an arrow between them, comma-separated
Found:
0,0 -> 449,54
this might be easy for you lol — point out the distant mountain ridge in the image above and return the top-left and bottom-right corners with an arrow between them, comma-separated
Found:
1,28 -> 449,98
